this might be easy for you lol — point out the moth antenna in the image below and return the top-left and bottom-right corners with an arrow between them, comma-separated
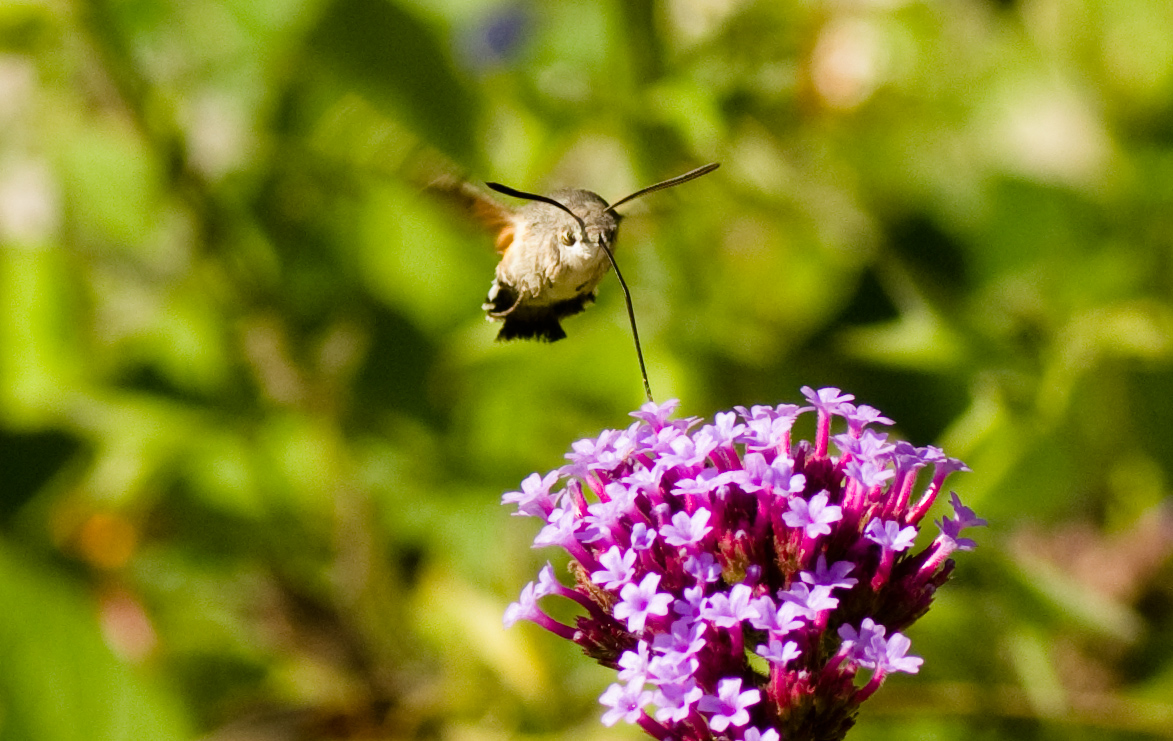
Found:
606,162 -> 720,212
486,180 -> 654,402
486,182 -> 588,237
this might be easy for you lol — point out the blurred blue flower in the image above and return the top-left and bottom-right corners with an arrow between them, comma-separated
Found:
458,4 -> 529,70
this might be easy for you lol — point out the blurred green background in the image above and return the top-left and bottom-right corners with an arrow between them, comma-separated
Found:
2,0 -> 1173,738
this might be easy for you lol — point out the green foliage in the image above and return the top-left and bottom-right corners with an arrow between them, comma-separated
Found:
2,0 -> 1173,738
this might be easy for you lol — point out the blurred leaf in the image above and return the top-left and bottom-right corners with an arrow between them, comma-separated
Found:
414,563 -> 548,700
358,181 -> 493,332
1006,627 -> 1067,717
0,247 -> 83,422
0,544 -> 190,741
308,0 -> 482,167
54,116 -> 163,252
0,429 -> 81,522
1008,552 -> 1142,643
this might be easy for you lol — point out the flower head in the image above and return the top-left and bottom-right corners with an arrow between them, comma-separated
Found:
503,388 -> 982,741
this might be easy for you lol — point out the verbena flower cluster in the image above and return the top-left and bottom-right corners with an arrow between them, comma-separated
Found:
503,388 -> 984,741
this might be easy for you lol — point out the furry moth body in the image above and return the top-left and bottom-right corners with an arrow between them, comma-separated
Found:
458,163 -> 720,342
433,162 -> 719,401
482,188 -> 620,342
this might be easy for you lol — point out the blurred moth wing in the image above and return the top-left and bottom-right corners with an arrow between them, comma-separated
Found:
426,173 -> 516,253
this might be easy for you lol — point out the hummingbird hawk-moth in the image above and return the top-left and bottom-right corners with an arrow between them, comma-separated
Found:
433,162 -> 719,400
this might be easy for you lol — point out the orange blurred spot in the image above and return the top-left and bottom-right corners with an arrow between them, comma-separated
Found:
77,512 -> 138,570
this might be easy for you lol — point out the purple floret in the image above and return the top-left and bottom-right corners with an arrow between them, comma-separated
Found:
614,573 -> 674,633
698,677 -> 761,732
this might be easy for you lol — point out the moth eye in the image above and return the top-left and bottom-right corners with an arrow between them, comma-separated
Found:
560,229 -> 575,246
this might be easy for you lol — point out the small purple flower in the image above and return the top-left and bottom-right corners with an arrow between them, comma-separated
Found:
742,727 -> 781,741
873,632 -> 923,675
599,681 -> 653,726
653,678 -> 704,723
936,515 -> 977,551
673,469 -> 722,497
926,448 -> 972,480
864,519 -> 919,589
660,434 -> 711,471
933,515 -> 971,544
533,507 -> 574,547
865,520 -> 918,553
838,618 -> 886,663
741,416 -> 794,452
649,652 -> 699,684
502,581 -> 541,628
890,440 -> 931,475
684,552 -> 723,583
736,453 -> 805,495
501,471 -> 562,518
922,492 -> 987,573
503,388 -> 980,741
534,563 -> 562,597
839,619 -> 922,674
503,579 -> 578,640
631,398 -> 682,430
617,641 -> 652,683
698,677 -> 761,732
780,582 -> 839,617
756,637 -> 801,666
856,429 -> 897,460
565,429 -> 620,469
801,386 -> 855,416
844,458 -> 896,489
703,411 -> 748,447
949,491 -> 988,530
801,555 -> 858,591
748,595 -> 804,634
614,573 -> 673,633
842,404 -> 894,435
653,618 -> 707,657
631,522 -> 658,550
592,546 -> 638,590
661,508 -> 713,547
674,585 -> 706,620
701,583 -> 756,627
782,491 -> 842,538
